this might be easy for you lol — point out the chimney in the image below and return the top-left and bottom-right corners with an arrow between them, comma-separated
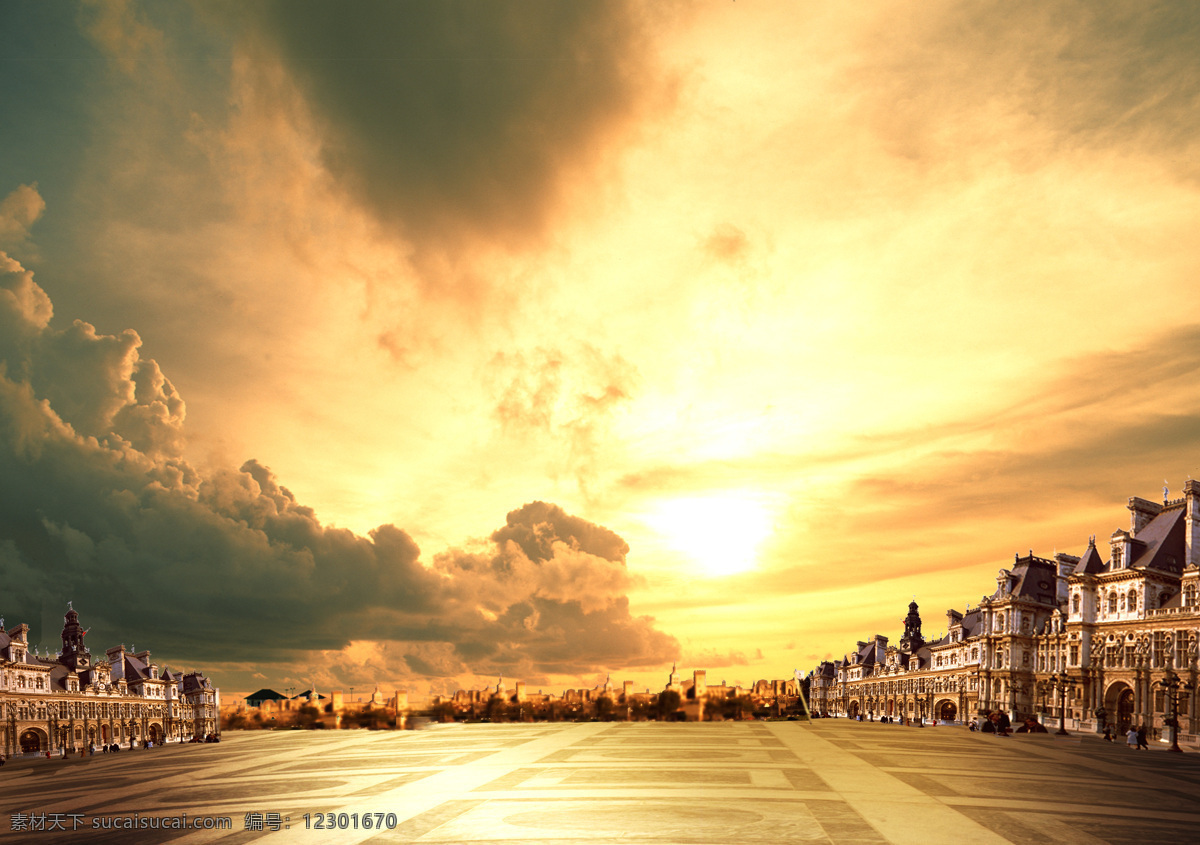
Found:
1128,496 -> 1163,534
1186,480 -> 1200,570
106,645 -> 126,680
1055,553 -> 1080,603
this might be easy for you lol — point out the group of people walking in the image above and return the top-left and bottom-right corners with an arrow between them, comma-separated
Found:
1105,724 -> 1151,749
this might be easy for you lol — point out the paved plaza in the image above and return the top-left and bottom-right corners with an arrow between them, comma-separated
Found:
4,720 -> 1200,843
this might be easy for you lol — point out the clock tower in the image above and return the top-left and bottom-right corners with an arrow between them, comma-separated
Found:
899,600 -> 925,653
60,602 -> 91,671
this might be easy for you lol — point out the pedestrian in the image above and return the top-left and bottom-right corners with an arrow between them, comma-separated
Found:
1103,725 -> 1113,742
1126,727 -> 1138,748
981,714 -> 996,734
1137,725 -> 1149,750
997,711 -> 1011,736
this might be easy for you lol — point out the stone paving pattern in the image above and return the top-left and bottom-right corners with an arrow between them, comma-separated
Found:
4,720 -> 1200,843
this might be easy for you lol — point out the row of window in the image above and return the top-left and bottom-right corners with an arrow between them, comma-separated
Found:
1070,588 -> 1182,615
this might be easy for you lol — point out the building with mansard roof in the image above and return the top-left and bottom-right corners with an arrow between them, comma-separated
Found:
809,480 -> 1200,747
0,605 -> 219,756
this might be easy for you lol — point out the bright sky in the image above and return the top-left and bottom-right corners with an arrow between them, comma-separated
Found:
3,1 -> 1200,700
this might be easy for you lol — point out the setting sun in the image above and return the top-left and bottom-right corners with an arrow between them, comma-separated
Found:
644,493 -> 775,577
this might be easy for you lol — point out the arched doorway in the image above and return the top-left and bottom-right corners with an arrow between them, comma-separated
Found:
887,700 -> 895,716
149,724 -> 163,744
848,701 -> 860,719
19,729 -> 46,753
1105,682 -> 1135,733
938,700 -> 958,722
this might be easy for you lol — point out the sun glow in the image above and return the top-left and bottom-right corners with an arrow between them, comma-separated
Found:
644,493 -> 775,577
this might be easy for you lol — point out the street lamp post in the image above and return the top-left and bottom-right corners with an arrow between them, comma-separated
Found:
1154,669 -> 1195,753
1048,673 -> 1073,735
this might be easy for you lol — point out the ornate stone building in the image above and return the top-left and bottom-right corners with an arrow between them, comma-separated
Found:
810,481 -> 1200,747
1,605 -> 219,756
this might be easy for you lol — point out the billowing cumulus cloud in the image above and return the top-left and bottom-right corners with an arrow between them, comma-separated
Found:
9,2 -> 1200,694
244,0 -> 670,256
0,235 -> 676,679
0,183 -> 45,257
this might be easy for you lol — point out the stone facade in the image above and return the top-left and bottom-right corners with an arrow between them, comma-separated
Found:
810,481 -> 1200,747
0,605 -> 219,756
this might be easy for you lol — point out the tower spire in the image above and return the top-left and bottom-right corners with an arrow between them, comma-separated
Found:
899,599 -> 924,652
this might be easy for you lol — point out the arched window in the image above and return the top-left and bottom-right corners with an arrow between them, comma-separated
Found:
1184,584 -> 1196,607
1127,589 -> 1138,612
1107,593 -> 1118,614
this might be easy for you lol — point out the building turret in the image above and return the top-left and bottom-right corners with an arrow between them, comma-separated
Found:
667,662 -> 681,691
899,600 -> 924,652
59,603 -> 92,671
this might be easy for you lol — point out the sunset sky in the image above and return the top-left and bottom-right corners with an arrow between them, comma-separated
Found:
3,1 -> 1200,701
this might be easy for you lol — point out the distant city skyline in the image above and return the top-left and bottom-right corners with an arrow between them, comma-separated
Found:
4,2 -> 1200,700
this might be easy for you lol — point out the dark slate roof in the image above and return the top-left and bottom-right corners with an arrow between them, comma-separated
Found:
856,641 -> 877,666
182,671 -> 212,693
246,687 -> 287,703
1075,542 -> 1106,575
49,664 -> 71,690
124,653 -> 151,682
960,608 -> 982,637
1012,559 -> 1059,604
1128,506 -> 1186,574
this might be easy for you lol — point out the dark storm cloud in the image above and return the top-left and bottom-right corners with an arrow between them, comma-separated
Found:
0,248 -> 677,675
248,0 -> 665,253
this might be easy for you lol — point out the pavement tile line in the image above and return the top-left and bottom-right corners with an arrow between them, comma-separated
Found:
765,723 -> 1016,845
6,731 -> 391,817
178,723 -> 610,845
12,722 -> 1200,844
